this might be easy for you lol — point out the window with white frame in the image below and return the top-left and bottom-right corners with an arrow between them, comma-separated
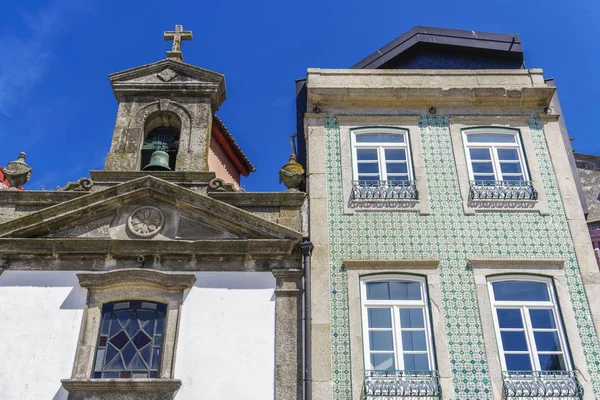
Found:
463,128 -> 529,183
361,276 -> 435,372
352,128 -> 414,184
488,276 -> 571,372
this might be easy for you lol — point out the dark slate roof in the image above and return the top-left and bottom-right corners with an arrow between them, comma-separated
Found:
352,26 -> 524,70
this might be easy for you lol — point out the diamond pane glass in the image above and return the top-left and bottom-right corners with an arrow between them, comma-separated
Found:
93,301 -> 166,378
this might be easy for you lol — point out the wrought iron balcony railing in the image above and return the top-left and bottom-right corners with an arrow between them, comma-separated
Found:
364,370 -> 440,397
469,180 -> 538,201
502,370 -> 583,398
352,180 -> 418,201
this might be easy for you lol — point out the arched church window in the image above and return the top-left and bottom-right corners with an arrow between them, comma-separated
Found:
92,301 -> 166,378
141,126 -> 180,171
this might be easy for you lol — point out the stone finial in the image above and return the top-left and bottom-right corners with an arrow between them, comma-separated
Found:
3,152 -> 32,188
279,153 -> 305,192
164,25 -> 193,62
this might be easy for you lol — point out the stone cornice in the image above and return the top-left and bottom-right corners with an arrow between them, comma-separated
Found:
208,192 -> 306,207
61,378 -> 182,392
0,190 -> 86,206
77,269 -> 196,290
90,170 -> 216,185
306,68 -> 554,108
0,238 -> 298,258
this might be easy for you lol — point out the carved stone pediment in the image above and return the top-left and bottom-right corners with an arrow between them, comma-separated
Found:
0,176 -> 301,242
109,59 -> 226,110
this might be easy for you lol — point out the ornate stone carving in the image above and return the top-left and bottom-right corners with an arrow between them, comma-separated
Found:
157,68 -> 178,82
59,177 -> 94,191
127,206 -> 165,238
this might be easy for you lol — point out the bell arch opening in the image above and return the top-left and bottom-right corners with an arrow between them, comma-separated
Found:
141,112 -> 182,171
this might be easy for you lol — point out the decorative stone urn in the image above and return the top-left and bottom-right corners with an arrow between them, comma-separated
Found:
3,152 -> 32,188
279,153 -> 305,191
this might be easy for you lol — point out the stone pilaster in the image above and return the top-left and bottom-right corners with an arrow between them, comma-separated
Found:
272,268 -> 303,400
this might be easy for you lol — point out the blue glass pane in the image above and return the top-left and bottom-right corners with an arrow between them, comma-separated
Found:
356,149 -> 378,161
501,331 -> 528,351
529,309 -> 556,329
403,354 -> 429,371
472,162 -> 494,173
402,331 -> 427,351
105,354 -> 125,370
141,344 -> 152,364
498,149 -> 520,161
400,308 -> 424,329
109,331 -> 129,350
534,332 -> 561,352
386,163 -> 408,174
109,316 -> 122,337
502,175 -> 524,181
357,163 -> 379,174
369,331 -> 394,351
500,163 -> 522,174
133,332 -> 152,350
474,175 -> 494,181
152,348 -> 161,369
368,308 -> 392,328
385,149 -> 406,161
105,345 -> 118,366
505,354 -> 532,371
356,133 -> 404,143
122,342 -> 136,366
125,316 -> 139,338
358,175 -> 381,182
100,313 -> 110,335
371,353 -> 395,371
492,281 -> 550,301
539,354 -> 566,371
388,175 -> 409,181
129,354 -> 147,370
497,309 -> 523,328
466,133 -> 516,143
366,282 -> 389,300
389,281 -> 421,300
469,148 -> 491,160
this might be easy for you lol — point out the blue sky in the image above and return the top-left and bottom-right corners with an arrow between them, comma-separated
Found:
0,0 -> 599,191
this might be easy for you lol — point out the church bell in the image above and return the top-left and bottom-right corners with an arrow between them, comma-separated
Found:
143,150 -> 172,171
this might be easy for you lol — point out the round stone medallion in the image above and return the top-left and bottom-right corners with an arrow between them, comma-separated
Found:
127,206 -> 165,238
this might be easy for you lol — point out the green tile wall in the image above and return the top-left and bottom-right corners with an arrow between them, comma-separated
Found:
324,115 -> 600,399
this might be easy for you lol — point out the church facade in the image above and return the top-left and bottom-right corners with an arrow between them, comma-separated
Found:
0,26 -> 306,400
299,27 -> 600,399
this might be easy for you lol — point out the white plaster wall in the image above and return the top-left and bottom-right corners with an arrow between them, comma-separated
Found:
174,272 -> 276,400
0,271 -> 87,400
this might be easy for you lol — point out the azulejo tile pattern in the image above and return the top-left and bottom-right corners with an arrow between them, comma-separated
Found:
323,114 -> 600,399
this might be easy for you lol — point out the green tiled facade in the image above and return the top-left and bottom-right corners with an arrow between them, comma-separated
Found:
324,115 -> 600,399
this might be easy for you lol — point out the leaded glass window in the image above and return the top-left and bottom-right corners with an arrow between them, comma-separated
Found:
93,301 -> 166,378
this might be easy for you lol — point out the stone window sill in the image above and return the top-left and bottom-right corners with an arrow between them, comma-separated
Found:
61,378 -> 182,392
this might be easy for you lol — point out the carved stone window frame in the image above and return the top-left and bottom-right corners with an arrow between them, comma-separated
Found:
62,269 -> 196,398
449,119 -> 549,215
344,260 -> 453,399
469,259 -> 593,399
338,119 -> 431,215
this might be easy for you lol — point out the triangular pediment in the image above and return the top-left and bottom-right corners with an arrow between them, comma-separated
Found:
109,59 -> 226,109
0,176 -> 302,242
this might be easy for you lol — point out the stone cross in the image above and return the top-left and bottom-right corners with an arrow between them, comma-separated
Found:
164,25 -> 192,62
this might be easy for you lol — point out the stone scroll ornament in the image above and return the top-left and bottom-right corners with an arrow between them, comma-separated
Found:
127,206 -> 165,238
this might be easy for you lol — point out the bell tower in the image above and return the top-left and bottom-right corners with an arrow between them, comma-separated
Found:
104,25 -> 226,173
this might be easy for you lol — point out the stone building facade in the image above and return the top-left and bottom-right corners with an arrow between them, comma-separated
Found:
574,153 -> 600,266
0,27 -> 306,400
299,27 -> 600,400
